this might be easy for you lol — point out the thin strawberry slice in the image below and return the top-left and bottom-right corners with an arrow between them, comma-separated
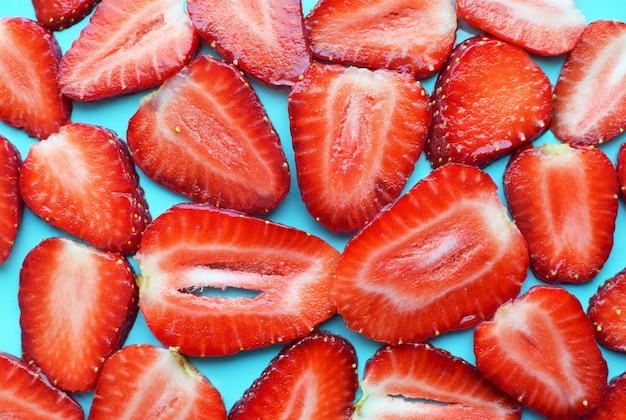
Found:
474,285 -> 608,419
425,35 -> 552,168
354,343 -> 521,419
456,0 -> 586,56
135,203 -> 340,357
288,63 -> 431,232
552,20 -> 626,147
127,55 -> 290,214
583,372 -> 626,420
619,142 -> 626,200
0,352 -> 83,419
58,0 -> 199,101
0,136 -> 21,265
503,143 -> 619,284
187,0 -> 310,86
32,0 -> 100,31
332,163 -> 529,345
305,0 -> 457,79
20,123 -> 151,255
588,267 -> 626,352
89,345 -> 226,419
229,331 -> 358,419
0,17 -> 71,138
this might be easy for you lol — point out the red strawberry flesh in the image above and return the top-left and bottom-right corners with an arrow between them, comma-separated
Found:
0,135 -> 21,265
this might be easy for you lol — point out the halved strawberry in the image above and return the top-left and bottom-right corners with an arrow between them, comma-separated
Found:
20,123 -> 151,255
0,17 -> 71,138
503,143 -> 619,284
588,267 -> 626,352
354,343 -> 521,419
305,0 -> 457,79
58,0 -> 199,101
474,285 -> 608,419
456,0 -> 586,56
0,352 -> 83,419
583,372 -> 626,420
127,55 -> 290,214
89,345 -> 226,419
135,203 -> 340,357
332,163 -> 529,345
618,142 -> 626,200
425,34 -> 552,168
229,331 -> 358,419
187,0 -> 310,86
0,136 -> 22,265
288,63 -> 431,232
32,0 -> 100,31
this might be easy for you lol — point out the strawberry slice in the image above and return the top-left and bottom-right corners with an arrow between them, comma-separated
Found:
474,285 -> 608,419
0,352 -> 83,419
135,203 -> 340,357
187,0 -> 310,86
127,55 -> 290,214
0,17 -> 71,139
32,0 -> 100,31
552,20 -> 626,147
0,136 -> 22,265
456,0 -> 586,56
58,0 -> 199,101
583,372 -> 626,420
619,142 -> 626,200
288,63 -> 432,232
588,267 -> 626,352
20,123 -> 151,255
354,343 -> 521,419
229,331 -> 358,419
425,34 -> 552,168
332,163 -> 529,345
503,143 -> 619,284
89,345 -> 226,419
305,0 -> 457,79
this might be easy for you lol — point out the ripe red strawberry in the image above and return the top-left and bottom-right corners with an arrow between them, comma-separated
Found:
0,17 -> 71,139
89,344 -> 226,419
0,352 -> 83,419
503,143 -> 619,284
425,34 -> 552,168
127,55 -> 290,214
187,0 -> 310,86
456,0 -> 586,56
354,343 -> 521,419
32,0 -> 100,31
20,123 -> 151,255
288,63 -> 432,232
229,331 -> 358,419
58,0 -> 199,101
583,372 -> 626,420
305,0 -> 457,79
474,285 -> 608,419
588,267 -> 626,352
0,136 -> 21,265
135,203 -> 340,357
332,163 -> 529,345
618,142 -> 626,200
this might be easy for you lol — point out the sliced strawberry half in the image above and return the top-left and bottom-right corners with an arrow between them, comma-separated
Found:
127,55 -> 290,214
0,17 -> 71,138
588,267 -> 626,352
89,345 -> 226,419
552,20 -> 626,147
32,0 -> 100,31
0,136 -> 22,265
618,142 -> 626,200
583,372 -> 626,420
20,122 -> 151,255
288,63 -> 431,232
305,0 -> 457,79
354,343 -> 521,419
332,163 -> 529,345
425,34 -> 552,168
503,143 -> 618,284
187,0 -> 310,86
474,285 -> 608,419
135,203 -> 340,357
456,0 -> 586,56
58,0 -> 199,101
229,331 -> 358,419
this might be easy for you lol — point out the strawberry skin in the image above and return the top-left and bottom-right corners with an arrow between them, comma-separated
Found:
504,143 -> 619,283
332,163 -> 529,345
619,142 -> 626,200
0,17 -> 71,139
58,0 -> 199,101
229,331 -> 358,419
20,123 -> 151,255
426,35 -> 552,168
474,285 -> 608,419
89,345 -> 226,419
135,203 -> 340,357
0,136 -> 22,265
288,63 -> 431,232
588,267 -> 626,352
32,0 -> 100,31
583,372 -> 626,420
127,55 -> 290,214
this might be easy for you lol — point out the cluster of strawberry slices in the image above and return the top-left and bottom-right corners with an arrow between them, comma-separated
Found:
0,0 -> 625,418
